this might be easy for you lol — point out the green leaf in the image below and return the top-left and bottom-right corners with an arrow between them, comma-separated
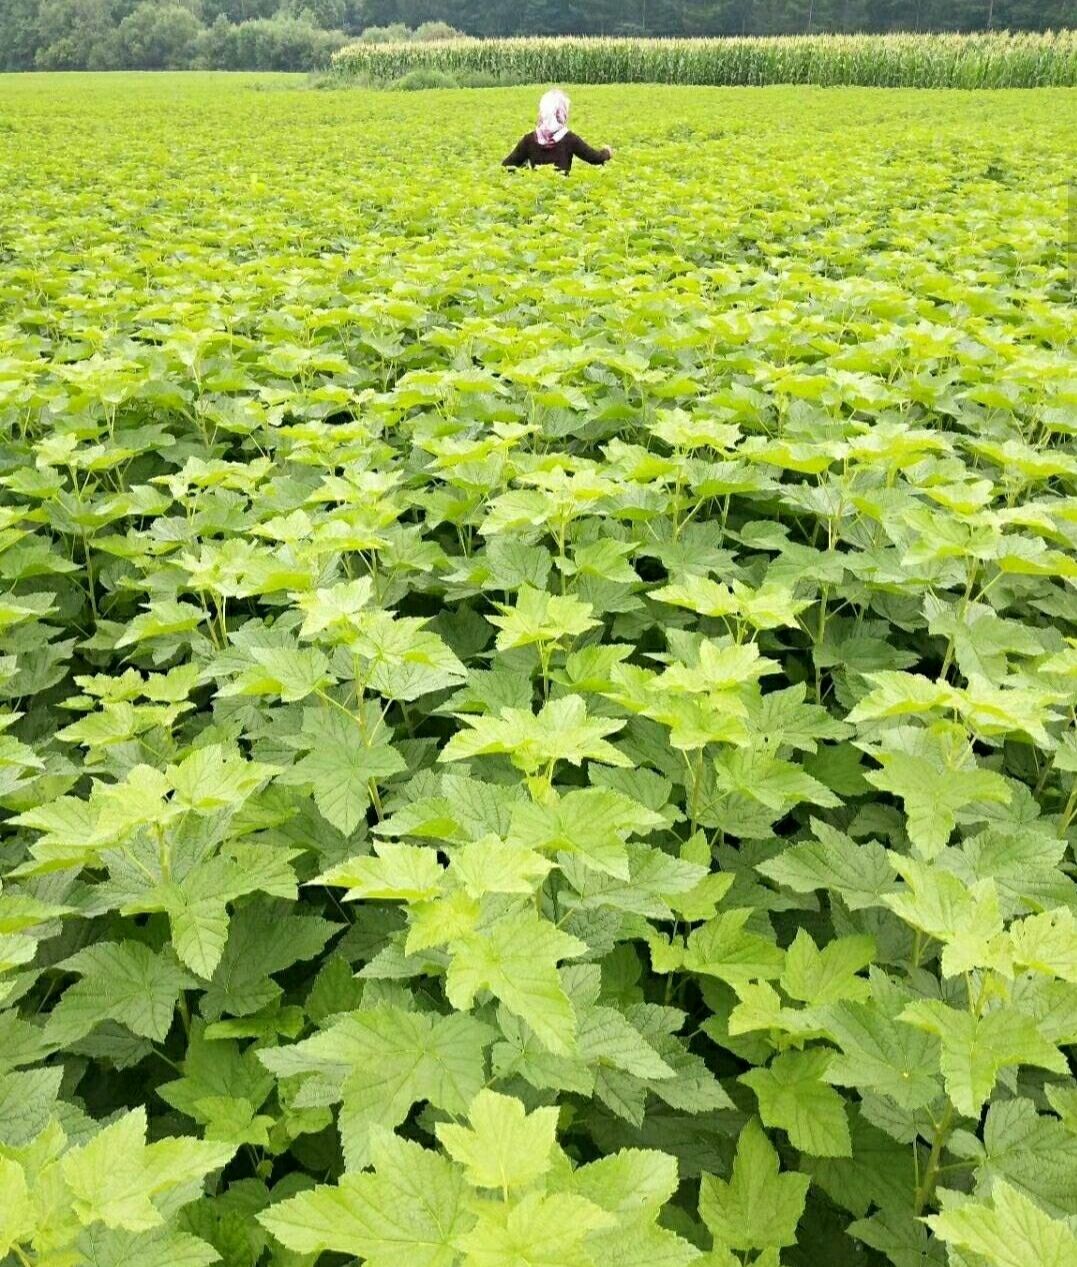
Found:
0,1066 -> 62,1146
0,1011 -> 52,1075
221,644 -> 334,703
744,682 -> 851,752
821,996 -> 941,1110
683,910 -> 784,987
699,1118 -> 809,1252
550,1146 -> 679,1216
0,1157 -> 34,1255
72,1225 -> 222,1267
436,1089 -> 559,1192
865,730 -> 1011,858
318,842 -> 445,902
201,902 -> 337,1020
900,1000 -> 1066,1116
488,584 -> 600,651
659,640 -> 778,699
440,694 -> 629,779
973,1098 -> 1077,1220
585,1218 -> 703,1267
280,708 -> 405,835
167,743 -> 278,814
258,1128 -> 471,1266
847,671 -> 960,724
168,901 -> 230,981
740,1049 -> 852,1157
115,600 -> 205,648
294,577 -> 374,640
847,1208 -> 943,1267
885,862 -> 1011,980
259,1005 -> 491,1169
195,1095 -> 275,1146
61,1107 -> 234,1231
652,575 -> 738,619
455,1191 -> 613,1267
446,908 -> 587,1055
927,1179 -> 1077,1267
711,747 -> 840,814
450,835 -> 553,898
808,1108 -> 917,1217
756,821 -> 897,910
508,787 -> 665,880
45,941 -> 197,1044
779,930 -> 874,1006
158,1022 -> 273,1122
1010,908 -> 1077,982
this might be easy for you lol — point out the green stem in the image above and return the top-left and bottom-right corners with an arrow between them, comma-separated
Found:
153,1046 -> 183,1073
671,454 -> 685,540
316,688 -> 363,729
368,780 -> 383,821
1059,780 -> 1077,837
914,1101 -> 956,1215
199,590 -> 223,650
556,516 -> 568,592
940,563 -> 979,680
539,642 -> 552,701
813,585 -> 830,703
81,531 -> 98,620
686,749 -> 703,834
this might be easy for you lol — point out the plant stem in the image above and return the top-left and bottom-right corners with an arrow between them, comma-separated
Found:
914,1100 -> 955,1215
81,531 -> 98,620
368,779 -> 383,821
1059,779 -> 1077,836
940,563 -> 978,680
539,642 -> 552,701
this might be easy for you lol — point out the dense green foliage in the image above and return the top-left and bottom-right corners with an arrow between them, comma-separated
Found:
333,29 -> 1077,87
1,72 -> 1076,1267
1,0 -> 1074,71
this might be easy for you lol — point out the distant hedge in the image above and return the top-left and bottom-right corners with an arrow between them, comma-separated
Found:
8,9 -> 347,74
194,17 -> 347,73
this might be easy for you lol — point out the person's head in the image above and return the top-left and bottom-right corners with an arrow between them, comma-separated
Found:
535,89 -> 570,146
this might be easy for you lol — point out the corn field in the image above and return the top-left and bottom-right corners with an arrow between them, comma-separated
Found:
331,30 -> 1077,88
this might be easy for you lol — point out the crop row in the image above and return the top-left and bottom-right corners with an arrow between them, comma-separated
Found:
331,30 -> 1077,89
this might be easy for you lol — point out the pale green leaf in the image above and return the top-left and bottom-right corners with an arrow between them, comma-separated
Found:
927,1179 -> 1077,1267
436,1089 -> 559,1192
699,1118 -> 809,1252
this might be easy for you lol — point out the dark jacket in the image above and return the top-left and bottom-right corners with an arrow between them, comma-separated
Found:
502,130 -> 612,175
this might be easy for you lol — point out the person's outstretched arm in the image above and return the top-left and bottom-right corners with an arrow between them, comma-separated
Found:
570,134 -> 613,166
502,135 -> 530,167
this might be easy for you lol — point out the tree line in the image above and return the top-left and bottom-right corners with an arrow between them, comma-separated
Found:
1,0 -> 1072,73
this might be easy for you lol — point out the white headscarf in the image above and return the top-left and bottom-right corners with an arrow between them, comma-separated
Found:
535,89 -> 570,148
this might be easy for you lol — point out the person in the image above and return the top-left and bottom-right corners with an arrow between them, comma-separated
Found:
502,89 -> 614,176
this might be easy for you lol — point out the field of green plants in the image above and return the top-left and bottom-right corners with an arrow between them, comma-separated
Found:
331,30 -> 1077,88
0,72 -> 1075,1267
